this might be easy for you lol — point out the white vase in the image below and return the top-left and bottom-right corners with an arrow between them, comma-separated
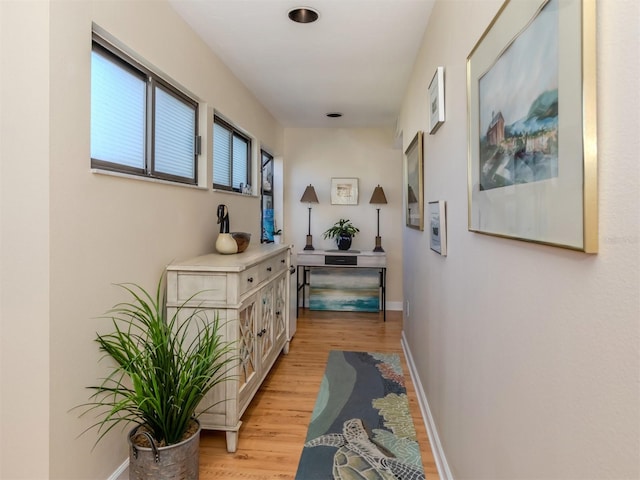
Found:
216,233 -> 237,254
273,235 -> 282,244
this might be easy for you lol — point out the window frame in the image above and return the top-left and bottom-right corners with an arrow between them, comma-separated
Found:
90,33 -> 199,185
212,115 -> 252,193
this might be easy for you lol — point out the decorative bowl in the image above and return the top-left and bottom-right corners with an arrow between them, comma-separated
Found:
231,232 -> 251,253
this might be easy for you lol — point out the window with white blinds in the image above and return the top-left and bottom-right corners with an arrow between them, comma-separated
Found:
213,116 -> 251,192
154,85 -> 196,180
90,33 -> 199,185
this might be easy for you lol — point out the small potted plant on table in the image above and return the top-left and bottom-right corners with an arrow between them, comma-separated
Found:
273,228 -> 282,244
323,218 -> 360,250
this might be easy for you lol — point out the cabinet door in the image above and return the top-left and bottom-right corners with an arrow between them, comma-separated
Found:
273,272 -> 287,345
257,272 -> 288,370
237,294 -> 258,405
258,282 -> 275,366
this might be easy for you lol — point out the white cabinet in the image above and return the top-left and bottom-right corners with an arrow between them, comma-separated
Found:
166,244 -> 291,452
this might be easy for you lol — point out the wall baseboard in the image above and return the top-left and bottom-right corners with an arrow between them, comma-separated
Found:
386,301 -> 403,311
401,331 -> 454,480
107,458 -> 128,480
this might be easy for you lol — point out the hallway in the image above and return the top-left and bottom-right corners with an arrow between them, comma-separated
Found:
198,309 -> 440,479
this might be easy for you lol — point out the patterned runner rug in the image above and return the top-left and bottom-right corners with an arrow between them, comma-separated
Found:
295,350 -> 426,480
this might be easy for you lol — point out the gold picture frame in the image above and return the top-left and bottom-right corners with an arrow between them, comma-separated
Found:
428,66 -> 445,134
467,0 -> 597,252
405,131 -> 424,230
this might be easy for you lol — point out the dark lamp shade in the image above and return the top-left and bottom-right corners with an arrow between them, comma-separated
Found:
369,185 -> 388,205
300,185 -> 319,203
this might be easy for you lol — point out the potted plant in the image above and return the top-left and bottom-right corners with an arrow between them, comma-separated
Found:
77,275 -> 235,480
323,218 -> 360,250
273,228 -> 282,244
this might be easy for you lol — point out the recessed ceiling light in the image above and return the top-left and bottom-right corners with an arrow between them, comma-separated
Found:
288,7 -> 319,24
326,112 -> 343,118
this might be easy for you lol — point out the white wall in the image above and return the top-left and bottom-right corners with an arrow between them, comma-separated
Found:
1,0 -> 284,478
284,128 -> 403,307
0,1 -> 51,478
399,0 -> 639,478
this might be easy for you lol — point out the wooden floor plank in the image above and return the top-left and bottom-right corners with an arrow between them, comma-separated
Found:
199,309 -> 441,479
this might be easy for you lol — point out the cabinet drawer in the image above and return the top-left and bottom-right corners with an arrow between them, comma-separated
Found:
239,265 -> 260,295
260,253 -> 288,283
174,272 -> 227,304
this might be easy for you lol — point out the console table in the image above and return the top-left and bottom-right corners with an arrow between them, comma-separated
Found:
296,249 -> 387,321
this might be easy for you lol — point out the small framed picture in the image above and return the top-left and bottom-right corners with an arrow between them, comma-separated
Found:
428,66 -> 445,134
428,200 -> 447,256
331,177 -> 359,205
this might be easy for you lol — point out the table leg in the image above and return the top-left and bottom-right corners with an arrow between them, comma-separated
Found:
296,266 -> 300,317
382,268 -> 386,322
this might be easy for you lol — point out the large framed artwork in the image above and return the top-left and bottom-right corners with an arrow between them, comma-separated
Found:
467,0 -> 597,252
405,131 -> 424,230
309,268 -> 380,312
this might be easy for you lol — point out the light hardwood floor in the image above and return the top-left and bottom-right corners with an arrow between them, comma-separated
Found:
198,309 -> 440,480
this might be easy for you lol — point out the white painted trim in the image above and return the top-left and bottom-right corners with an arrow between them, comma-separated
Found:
107,458 -> 128,480
402,331 -> 454,480
386,301 -> 403,311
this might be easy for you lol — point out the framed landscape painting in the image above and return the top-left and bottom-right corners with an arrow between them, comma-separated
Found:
309,268 -> 380,312
405,131 -> 424,230
467,0 -> 597,252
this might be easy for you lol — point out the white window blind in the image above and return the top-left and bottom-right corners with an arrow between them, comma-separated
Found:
232,135 -> 248,190
213,117 -> 250,192
213,122 -> 231,187
154,86 -> 196,179
91,49 -> 145,169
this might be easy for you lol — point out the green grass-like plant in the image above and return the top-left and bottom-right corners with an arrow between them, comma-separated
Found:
78,275 -> 235,447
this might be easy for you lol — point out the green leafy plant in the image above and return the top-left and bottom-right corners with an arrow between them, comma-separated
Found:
77,275 -> 235,447
322,218 -> 360,240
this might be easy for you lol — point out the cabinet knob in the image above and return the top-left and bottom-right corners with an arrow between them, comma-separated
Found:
247,277 -> 254,283
275,311 -> 281,316
257,328 -> 267,337
266,267 -> 272,272
281,259 -> 285,263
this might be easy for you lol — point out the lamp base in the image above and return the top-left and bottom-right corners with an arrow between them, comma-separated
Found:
373,236 -> 384,252
304,234 -> 315,251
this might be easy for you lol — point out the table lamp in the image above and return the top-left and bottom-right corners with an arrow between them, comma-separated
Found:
369,185 -> 388,252
300,184 -> 319,250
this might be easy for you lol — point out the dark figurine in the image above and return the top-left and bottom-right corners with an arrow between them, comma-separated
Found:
217,204 -> 230,233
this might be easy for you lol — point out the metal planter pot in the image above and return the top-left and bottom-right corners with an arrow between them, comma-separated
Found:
128,420 -> 201,480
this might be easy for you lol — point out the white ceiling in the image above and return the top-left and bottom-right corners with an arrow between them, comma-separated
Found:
168,0 -> 435,128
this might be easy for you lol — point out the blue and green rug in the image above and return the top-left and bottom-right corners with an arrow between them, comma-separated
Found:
295,350 -> 426,480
